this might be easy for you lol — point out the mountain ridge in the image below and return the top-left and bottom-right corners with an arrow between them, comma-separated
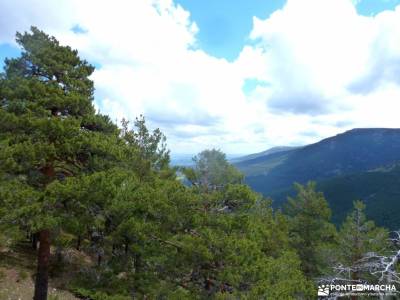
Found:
234,128 -> 400,228
230,146 -> 300,164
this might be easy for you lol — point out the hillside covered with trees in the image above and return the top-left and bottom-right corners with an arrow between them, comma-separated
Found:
1,28 -> 400,300
235,129 -> 400,229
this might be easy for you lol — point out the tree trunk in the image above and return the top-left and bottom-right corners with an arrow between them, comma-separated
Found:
34,229 -> 51,300
32,232 -> 38,250
125,241 -> 129,256
97,252 -> 102,266
351,258 -> 359,300
76,235 -> 81,251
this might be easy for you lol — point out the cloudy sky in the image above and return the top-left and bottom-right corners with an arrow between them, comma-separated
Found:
1,0 -> 400,155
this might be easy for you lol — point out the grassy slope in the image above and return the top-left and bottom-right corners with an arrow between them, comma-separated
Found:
231,146 -> 298,164
234,149 -> 293,177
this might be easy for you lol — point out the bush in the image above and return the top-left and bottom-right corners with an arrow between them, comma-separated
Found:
72,287 -> 131,300
18,270 -> 29,281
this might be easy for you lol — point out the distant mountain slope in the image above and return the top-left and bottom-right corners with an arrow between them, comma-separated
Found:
234,148 -> 296,177
270,164 -> 400,229
230,146 -> 299,164
171,153 -> 244,167
320,165 -> 400,229
237,128 -> 400,192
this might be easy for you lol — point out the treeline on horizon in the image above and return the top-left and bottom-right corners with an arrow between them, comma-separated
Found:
0,27 -> 399,300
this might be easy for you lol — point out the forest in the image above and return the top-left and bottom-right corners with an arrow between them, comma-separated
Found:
1,28 -> 400,300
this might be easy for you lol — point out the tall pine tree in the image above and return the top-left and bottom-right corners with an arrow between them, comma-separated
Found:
284,182 -> 337,279
337,201 -> 389,283
0,27 -> 121,300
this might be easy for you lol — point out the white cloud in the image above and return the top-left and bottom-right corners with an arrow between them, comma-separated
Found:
248,0 -> 373,112
1,0 -> 400,155
237,0 -> 400,149
0,0 -> 77,44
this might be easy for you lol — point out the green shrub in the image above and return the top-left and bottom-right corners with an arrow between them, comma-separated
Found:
72,287 -> 131,300
18,270 -> 29,281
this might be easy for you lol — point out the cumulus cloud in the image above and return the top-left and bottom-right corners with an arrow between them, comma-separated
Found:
1,0 -> 400,154
0,0 -> 76,43
247,0 -> 371,113
348,7 -> 400,93
247,0 -> 400,112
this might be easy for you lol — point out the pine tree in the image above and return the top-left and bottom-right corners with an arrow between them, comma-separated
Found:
284,182 -> 337,279
182,149 -> 243,192
176,150 -> 313,298
0,27 -> 121,300
337,200 -> 389,283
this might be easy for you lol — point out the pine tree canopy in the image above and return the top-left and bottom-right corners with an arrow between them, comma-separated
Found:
0,27 -> 122,232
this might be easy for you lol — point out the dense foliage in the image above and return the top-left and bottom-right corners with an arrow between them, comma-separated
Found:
0,28 -> 398,299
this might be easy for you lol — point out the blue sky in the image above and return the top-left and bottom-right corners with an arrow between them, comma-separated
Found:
175,0 -> 286,61
0,43 -> 20,70
1,0 -> 400,154
357,0 -> 400,15
176,0 -> 400,61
